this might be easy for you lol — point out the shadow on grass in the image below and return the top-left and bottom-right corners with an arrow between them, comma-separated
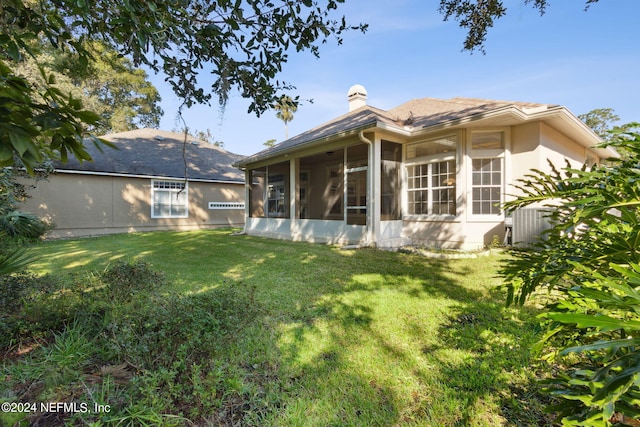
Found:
21,231 -> 547,426
216,242 -> 546,426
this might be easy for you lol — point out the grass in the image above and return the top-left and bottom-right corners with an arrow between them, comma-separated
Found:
1,229 -> 551,426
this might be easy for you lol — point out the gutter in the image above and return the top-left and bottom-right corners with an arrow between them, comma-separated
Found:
357,130 -> 376,247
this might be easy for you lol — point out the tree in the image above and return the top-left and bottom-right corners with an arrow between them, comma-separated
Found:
274,95 -> 297,139
264,139 -> 277,147
579,108 -> 639,159
501,127 -> 640,425
60,42 -> 163,134
14,41 -> 163,135
439,0 -> 600,52
1,0 -> 367,172
579,108 -> 622,140
193,128 -> 225,148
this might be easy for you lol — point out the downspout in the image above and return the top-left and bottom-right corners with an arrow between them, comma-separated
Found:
358,130 -> 374,246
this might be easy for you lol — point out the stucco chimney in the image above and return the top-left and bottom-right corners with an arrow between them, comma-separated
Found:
348,84 -> 367,112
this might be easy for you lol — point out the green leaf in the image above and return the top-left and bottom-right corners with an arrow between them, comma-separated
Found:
547,313 -> 640,332
561,339 -> 640,355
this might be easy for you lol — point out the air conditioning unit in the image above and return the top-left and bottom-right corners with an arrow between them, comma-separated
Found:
510,208 -> 553,247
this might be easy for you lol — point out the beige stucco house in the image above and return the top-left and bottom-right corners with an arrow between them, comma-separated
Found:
234,85 -> 617,250
21,129 -> 246,238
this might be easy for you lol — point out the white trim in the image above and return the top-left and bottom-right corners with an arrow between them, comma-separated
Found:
465,128 -> 510,222
151,179 -> 189,219
53,169 -> 244,185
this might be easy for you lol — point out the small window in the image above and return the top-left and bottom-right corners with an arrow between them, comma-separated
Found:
152,180 -> 188,218
472,131 -> 504,150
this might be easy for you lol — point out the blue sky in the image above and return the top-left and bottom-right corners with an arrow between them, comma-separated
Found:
149,1 -> 640,156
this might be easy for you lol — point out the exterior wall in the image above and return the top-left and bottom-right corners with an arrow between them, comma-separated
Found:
245,217 -> 367,245
402,219 -> 466,249
241,121 -> 597,250
19,173 -> 244,238
539,122 -> 592,168
511,122 -> 543,183
511,122 -> 593,190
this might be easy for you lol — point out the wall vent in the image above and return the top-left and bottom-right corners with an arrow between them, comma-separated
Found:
208,202 -> 245,210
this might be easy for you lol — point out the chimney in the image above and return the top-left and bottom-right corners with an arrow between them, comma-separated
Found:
347,84 -> 367,112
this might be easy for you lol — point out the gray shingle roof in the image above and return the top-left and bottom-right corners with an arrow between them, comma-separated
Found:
236,96 -> 557,167
57,129 -> 245,183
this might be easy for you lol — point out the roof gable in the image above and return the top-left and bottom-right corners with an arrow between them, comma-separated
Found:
57,129 -> 245,182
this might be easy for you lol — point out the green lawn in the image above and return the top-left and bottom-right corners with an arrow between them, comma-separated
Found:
1,229 -> 550,426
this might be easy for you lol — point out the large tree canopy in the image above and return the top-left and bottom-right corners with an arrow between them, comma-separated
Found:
1,0 -> 604,171
14,40 -> 163,135
0,0 -> 366,171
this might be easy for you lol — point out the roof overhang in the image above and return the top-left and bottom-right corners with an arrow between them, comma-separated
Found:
53,169 -> 245,184
411,105 -> 618,159
235,103 -> 619,169
234,120 -> 381,169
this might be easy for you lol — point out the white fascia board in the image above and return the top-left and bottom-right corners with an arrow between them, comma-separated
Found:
236,122 -> 381,169
53,169 -> 245,184
527,107 -> 619,159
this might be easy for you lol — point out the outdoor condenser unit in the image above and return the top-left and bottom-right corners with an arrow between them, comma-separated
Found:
510,208 -> 553,247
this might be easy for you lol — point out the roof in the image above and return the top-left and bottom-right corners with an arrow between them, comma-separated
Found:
236,96 -> 616,167
57,129 -> 245,183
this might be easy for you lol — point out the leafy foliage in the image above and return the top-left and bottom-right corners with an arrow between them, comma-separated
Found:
15,40 -> 164,135
274,94 -> 297,139
0,0 -> 366,171
0,58 -> 103,172
0,168 -> 51,276
0,256 -> 262,425
501,127 -> 640,425
101,259 -> 167,301
439,0 -> 600,52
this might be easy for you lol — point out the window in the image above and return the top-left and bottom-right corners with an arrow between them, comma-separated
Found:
152,180 -> 188,218
407,160 -> 456,216
471,131 -> 504,149
406,135 -> 457,217
407,136 -> 456,159
470,130 -> 506,217
267,174 -> 287,217
249,168 -> 266,218
431,161 -> 456,215
472,158 -> 502,215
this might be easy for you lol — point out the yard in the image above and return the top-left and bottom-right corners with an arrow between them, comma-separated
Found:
1,229 -> 550,426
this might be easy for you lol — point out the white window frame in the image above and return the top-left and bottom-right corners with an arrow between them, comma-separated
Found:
467,128 -> 509,221
471,158 -> 503,216
403,134 -> 458,220
151,179 -> 188,219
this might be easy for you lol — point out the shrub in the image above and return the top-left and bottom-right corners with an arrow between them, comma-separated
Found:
105,283 -> 257,369
104,283 -> 260,420
0,272 -> 64,347
502,127 -> 640,425
101,259 -> 167,301
0,211 -> 51,239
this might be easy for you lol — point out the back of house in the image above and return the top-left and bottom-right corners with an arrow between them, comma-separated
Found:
234,85 -> 617,250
